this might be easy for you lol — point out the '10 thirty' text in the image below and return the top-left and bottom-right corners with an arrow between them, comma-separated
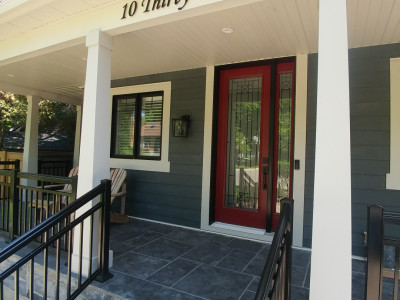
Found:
122,0 -> 190,19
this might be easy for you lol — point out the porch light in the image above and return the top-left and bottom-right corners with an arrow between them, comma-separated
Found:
172,115 -> 191,137
222,27 -> 234,34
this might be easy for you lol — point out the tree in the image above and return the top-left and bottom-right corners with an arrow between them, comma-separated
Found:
38,100 -> 76,137
0,91 -> 76,149
0,92 -> 27,147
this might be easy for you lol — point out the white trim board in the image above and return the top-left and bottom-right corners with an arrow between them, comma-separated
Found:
386,57 -> 400,190
292,54 -> 308,247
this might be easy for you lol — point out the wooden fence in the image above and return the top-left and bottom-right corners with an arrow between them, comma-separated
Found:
0,151 -> 23,169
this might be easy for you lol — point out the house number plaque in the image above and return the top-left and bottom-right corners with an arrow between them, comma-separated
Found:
122,0 -> 190,19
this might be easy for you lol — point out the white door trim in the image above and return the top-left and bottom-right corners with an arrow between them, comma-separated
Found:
200,58 -> 308,246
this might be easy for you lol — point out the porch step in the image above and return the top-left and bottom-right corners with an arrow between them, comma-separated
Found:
77,285 -> 128,300
1,253 -> 127,300
0,233 -> 125,300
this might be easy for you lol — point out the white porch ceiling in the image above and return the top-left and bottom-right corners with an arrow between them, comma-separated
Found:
0,0 -> 399,103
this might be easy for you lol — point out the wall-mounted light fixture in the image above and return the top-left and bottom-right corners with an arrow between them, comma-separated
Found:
172,115 -> 191,137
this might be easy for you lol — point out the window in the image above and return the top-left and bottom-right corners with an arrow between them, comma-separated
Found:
112,92 -> 163,160
110,82 -> 171,172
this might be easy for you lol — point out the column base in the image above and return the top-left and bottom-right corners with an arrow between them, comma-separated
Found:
71,250 -> 113,277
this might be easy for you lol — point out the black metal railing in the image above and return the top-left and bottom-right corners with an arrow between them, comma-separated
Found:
0,179 -> 113,299
366,205 -> 400,300
0,170 -> 77,244
0,169 -> 17,238
17,172 -> 78,242
255,198 -> 294,300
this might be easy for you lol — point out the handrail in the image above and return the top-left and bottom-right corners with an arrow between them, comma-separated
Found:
0,182 -> 103,261
255,198 -> 293,300
17,172 -> 77,241
17,172 -> 75,184
0,179 -> 113,299
383,211 -> 400,224
366,205 -> 400,300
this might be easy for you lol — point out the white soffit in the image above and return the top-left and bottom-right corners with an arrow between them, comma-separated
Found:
0,0 -> 399,101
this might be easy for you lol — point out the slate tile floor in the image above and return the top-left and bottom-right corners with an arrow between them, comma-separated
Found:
94,218 -> 312,300
0,217 -> 370,300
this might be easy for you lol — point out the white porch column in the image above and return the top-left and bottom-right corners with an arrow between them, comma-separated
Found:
21,95 -> 39,186
72,29 -> 112,274
73,105 -> 82,168
309,0 -> 352,299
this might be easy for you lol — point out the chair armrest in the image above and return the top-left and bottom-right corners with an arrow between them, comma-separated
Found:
111,191 -> 127,198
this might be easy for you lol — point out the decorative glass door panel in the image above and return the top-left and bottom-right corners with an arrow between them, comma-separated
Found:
215,66 -> 271,229
275,73 -> 292,213
225,77 -> 261,211
271,62 -> 295,230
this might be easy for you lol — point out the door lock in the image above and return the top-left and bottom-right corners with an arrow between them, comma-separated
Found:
262,166 -> 268,189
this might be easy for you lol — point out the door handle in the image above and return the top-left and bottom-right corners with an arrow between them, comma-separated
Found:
262,166 -> 268,189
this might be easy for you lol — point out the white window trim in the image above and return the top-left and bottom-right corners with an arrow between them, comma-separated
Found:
110,82 -> 171,172
386,58 -> 400,190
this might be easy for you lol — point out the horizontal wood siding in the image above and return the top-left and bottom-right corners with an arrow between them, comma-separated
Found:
111,68 -> 206,228
304,43 -> 400,256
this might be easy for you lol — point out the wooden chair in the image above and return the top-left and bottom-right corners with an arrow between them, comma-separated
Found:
110,168 -> 129,224
30,167 -> 128,223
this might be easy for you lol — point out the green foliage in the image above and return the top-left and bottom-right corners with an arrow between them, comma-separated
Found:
38,100 -> 76,136
0,92 -> 27,132
0,91 -> 76,148
234,102 -> 260,163
235,127 -> 250,155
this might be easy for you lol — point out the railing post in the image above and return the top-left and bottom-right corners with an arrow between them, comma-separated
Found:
8,169 -> 19,241
14,159 -> 20,170
96,179 -> 113,282
71,176 -> 78,202
281,198 -> 294,300
366,205 -> 384,300
38,159 -> 43,174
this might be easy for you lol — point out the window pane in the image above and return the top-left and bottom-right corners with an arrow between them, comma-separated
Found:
140,94 -> 163,158
276,73 -> 292,213
115,97 -> 136,156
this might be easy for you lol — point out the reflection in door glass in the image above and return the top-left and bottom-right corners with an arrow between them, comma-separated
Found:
276,73 -> 292,213
225,77 -> 261,211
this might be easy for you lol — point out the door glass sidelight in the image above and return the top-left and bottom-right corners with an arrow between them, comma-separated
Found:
274,71 -> 294,214
224,77 -> 262,211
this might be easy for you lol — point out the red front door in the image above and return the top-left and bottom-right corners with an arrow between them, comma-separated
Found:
215,65 -> 272,229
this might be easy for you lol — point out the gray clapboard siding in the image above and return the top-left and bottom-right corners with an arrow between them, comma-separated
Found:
304,43 -> 400,256
352,160 -> 389,175
350,102 -> 388,116
129,192 -> 201,210
111,68 -> 206,227
351,131 -> 389,146
351,145 -> 389,160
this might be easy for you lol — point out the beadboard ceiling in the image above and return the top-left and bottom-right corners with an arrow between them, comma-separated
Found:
0,0 -> 399,103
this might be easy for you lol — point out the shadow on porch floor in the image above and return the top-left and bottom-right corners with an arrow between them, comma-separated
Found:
88,217 -> 368,300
